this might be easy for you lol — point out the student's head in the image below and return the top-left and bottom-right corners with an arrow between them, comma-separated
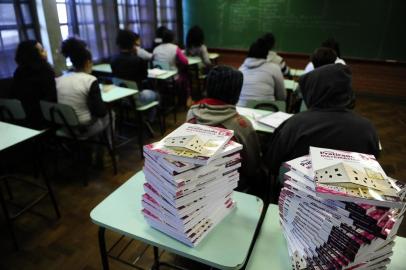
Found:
186,25 -> 204,48
61,37 -> 92,73
116,29 -> 137,51
15,40 -> 48,67
162,28 -> 175,43
299,64 -> 353,109
206,65 -> 243,105
247,38 -> 269,59
262,32 -> 275,50
321,37 -> 341,58
311,47 -> 337,68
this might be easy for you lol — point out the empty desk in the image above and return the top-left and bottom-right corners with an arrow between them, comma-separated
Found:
91,171 -> 264,270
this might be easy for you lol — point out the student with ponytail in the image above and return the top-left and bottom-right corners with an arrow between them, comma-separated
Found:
56,37 -> 110,138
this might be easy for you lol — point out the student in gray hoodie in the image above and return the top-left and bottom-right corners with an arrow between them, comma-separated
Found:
186,66 -> 261,192
237,38 -> 286,107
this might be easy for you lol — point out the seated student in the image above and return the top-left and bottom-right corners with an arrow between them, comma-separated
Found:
56,38 -> 109,138
310,47 -> 337,68
152,28 -> 188,71
186,66 -> 261,191
237,38 -> 286,107
262,32 -> 290,77
304,37 -> 346,73
110,30 -> 158,107
266,64 -> 380,177
11,40 -> 56,129
153,26 -> 169,49
185,25 -> 211,66
133,32 -> 153,61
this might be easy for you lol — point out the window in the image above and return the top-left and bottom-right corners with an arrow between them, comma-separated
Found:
156,0 -> 178,41
117,0 -> 180,49
56,0 -> 118,62
0,0 -> 39,78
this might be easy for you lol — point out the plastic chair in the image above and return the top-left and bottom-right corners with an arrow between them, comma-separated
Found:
245,99 -> 286,112
0,98 -> 26,123
254,103 -> 279,112
40,101 -> 117,185
112,78 -> 162,158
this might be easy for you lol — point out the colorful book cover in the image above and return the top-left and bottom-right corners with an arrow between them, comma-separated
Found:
310,147 -> 404,208
143,123 -> 234,165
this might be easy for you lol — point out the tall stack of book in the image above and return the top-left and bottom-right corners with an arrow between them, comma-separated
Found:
279,147 -> 406,270
141,123 -> 242,247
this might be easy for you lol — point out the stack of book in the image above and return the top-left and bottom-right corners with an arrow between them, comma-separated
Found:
141,123 -> 242,247
279,146 -> 406,270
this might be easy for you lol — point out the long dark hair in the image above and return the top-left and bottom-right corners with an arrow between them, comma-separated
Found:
60,37 -> 92,70
186,25 -> 204,48
15,40 -> 50,70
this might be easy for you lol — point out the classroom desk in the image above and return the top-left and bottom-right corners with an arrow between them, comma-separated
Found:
236,106 -> 275,133
100,85 -> 138,103
246,204 -> 406,270
284,79 -> 298,91
92,64 -> 176,80
90,171 -> 264,270
290,68 -> 305,77
0,121 -> 60,249
0,121 -> 42,151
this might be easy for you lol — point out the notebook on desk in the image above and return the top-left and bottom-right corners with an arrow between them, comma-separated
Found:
257,111 -> 292,129
148,68 -> 168,78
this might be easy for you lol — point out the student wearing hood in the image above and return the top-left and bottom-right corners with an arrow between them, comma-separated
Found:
186,66 -> 261,192
237,38 -> 286,107
266,64 -> 380,176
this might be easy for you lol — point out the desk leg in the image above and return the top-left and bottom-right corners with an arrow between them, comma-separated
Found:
107,109 -> 117,174
98,227 -> 110,270
152,246 -> 160,270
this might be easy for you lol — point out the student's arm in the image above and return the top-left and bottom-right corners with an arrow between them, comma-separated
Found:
87,81 -> 107,118
273,67 -> 287,100
176,47 -> 189,65
137,47 -> 153,61
200,45 -> 211,66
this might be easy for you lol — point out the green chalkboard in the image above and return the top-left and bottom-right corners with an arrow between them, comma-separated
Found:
182,0 -> 406,61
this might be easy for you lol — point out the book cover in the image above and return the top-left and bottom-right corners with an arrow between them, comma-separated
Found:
143,123 -> 234,165
310,147 -> 404,208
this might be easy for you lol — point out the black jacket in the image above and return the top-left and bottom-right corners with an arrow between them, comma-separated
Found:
110,52 -> 148,88
11,64 -> 57,129
266,64 -> 380,175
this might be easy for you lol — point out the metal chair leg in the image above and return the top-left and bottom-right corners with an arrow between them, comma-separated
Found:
4,180 -> 13,200
137,111 -> 144,159
0,186 -> 19,250
103,130 -> 117,175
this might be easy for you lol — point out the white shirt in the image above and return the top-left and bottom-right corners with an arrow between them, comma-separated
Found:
152,43 -> 178,70
56,72 -> 97,124
136,46 -> 153,61
304,57 -> 346,73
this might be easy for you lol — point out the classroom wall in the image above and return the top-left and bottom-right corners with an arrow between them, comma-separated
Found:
212,49 -> 406,98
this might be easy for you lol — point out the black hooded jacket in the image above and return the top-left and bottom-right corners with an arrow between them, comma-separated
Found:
266,64 -> 380,175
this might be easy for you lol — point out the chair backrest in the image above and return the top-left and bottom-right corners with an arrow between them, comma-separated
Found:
253,103 -> 279,112
152,60 -> 170,70
0,98 -> 26,121
40,101 -> 80,127
245,99 -> 286,112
